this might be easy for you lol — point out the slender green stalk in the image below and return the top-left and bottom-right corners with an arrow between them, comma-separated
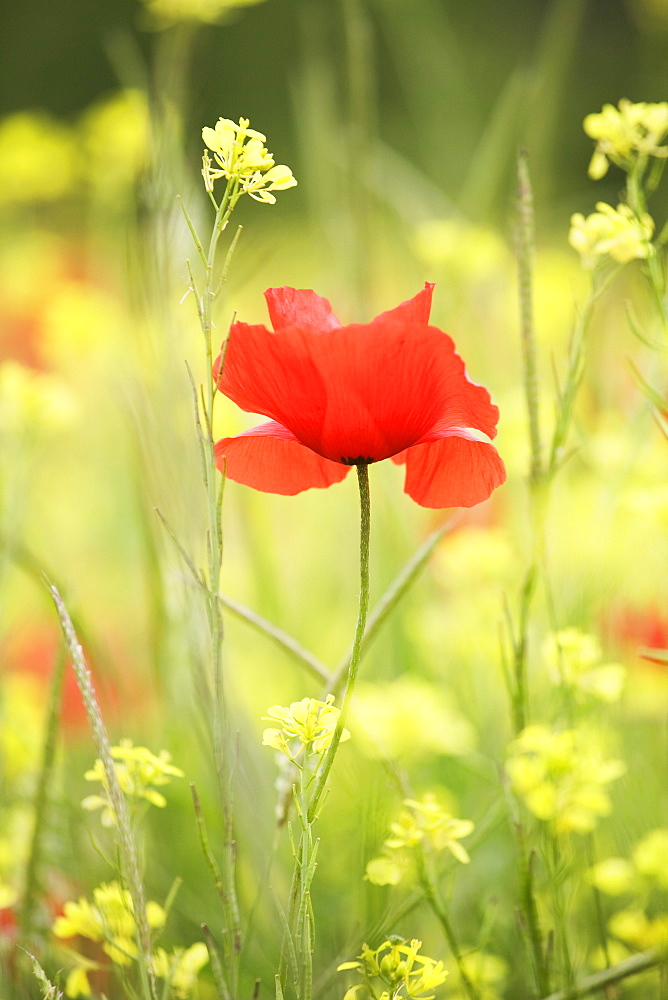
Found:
516,822 -> 549,998
418,861 -> 481,1000
49,586 -> 157,1000
516,149 -> 543,486
217,594 -> 332,684
182,175 -> 244,996
538,949 -> 663,1000
330,517 -> 456,695
309,462 -> 371,821
19,645 -> 67,945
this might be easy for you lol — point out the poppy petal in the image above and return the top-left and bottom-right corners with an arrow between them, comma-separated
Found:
373,282 -> 434,325
399,429 -> 506,508
218,318 -> 499,464
215,420 -> 350,495
264,287 -> 341,333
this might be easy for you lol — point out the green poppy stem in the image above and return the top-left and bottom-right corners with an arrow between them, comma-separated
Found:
309,461 -> 371,821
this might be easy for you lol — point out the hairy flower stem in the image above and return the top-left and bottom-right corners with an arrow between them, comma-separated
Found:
309,462 -> 371,820
516,149 -> 543,488
49,586 -> 157,1000
183,176 -> 244,996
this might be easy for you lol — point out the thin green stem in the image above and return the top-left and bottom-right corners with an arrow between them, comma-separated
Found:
516,822 -> 549,998
181,174 -> 244,999
49,586 -> 157,1000
309,462 -> 371,821
419,862 -> 481,1000
516,149 -> 543,486
19,644 -> 67,946
538,949 -> 663,1000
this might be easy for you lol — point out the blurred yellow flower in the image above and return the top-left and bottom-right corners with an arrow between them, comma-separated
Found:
262,694 -> 349,762
505,725 -> 625,834
82,739 -> 184,826
202,116 -> 297,203
153,942 -> 209,999
568,202 -> 654,268
609,908 -> 668,950
353,678 -> 475,761
0,883 -> 17,909
365,793 -> 473,886
588,857 -> 636,895
0,111 -> 77,205
448,951 -> 508,1000
632,828 -> 668,888
542,627 -> 626,703
54,881 -> 166,984
80,89 -> 150,199
0,360 -> 78,436
141,0 -> 266,26
40,280 -> 126,364
583,99 -> 668,178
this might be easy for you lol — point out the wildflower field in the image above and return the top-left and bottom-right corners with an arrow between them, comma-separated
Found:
3,1 -> 668,998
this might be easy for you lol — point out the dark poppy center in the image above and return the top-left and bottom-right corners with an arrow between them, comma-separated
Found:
340,456 -> 374,466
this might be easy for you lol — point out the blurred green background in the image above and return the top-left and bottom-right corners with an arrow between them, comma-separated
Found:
3,0 -> 668,232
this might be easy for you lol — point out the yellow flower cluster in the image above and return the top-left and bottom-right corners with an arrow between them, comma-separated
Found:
448,952 -> 508,1000
505,725 -> 625,834
82,739 -> 184,826
201,117 -> 297,203
365,793 -> 473,887
52,881 -> 209,999
262,694 -> 349,762
0,90 -> 150,208
152,943 -> 210,1000
140,0 -> 265,26
542,627 -> 626,703
568,202 -> 654,268
353,678 -> 475,762
0,360 -> 78,436
338,938 -> 448,1000
583,99 -> 668,179
589,828 -> 668,952
53,881 -> 166,995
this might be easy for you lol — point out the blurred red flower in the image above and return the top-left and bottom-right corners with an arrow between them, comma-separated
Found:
214,284 -> 506,508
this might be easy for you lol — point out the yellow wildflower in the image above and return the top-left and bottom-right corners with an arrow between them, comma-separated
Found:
353,678 -> 475,762
568,202 -> 654,268
82,739 -> 184,826
262,694 -> 349,762
609,908 -> 668,951
0,111 -> 77,205
80,89 -> 150,199
583,99 -> 668,177
0,360 -> 79,436
543,628 -> 626,703
588,857 -> 636,895
140,0 -> 266,27
632,828 -> 668,888
449,951 -> 508,1000
365,793 -> 473,886
201,116 -> 296,202
53,881 -> 165,973
505,725 -> 625,834
153,942 -> 209,999
339,939 -> 448,1000
65,965 -> 93,999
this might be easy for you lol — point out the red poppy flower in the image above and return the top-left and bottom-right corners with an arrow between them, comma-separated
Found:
213,284 -> 506,508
